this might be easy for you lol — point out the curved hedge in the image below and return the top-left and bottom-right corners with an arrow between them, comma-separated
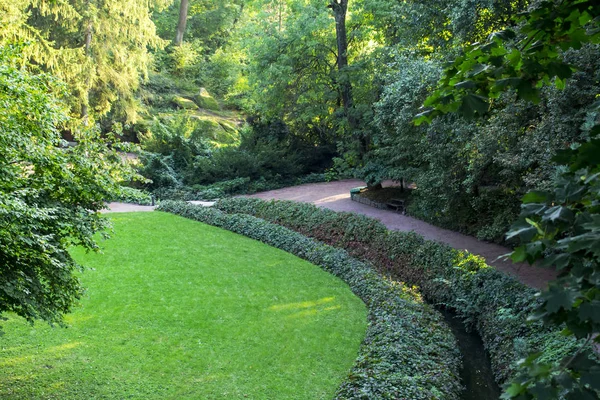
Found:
213,198 -> 580,385
157,201 -> 462,399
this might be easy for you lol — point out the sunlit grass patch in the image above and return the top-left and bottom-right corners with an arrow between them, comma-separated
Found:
0,212 -> 367,400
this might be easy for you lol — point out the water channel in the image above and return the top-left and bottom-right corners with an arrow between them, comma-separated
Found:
441,308 -> 501,400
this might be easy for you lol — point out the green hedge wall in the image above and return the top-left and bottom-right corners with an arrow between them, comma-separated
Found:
157,201 -> 462,399
213,198 -> 580,385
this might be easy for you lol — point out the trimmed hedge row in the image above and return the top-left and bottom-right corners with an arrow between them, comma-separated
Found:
157,201 -> 462,399
214,198 -> 580,385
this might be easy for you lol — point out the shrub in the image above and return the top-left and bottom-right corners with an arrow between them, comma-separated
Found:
137,153 -> 181,190
168,41 -> 201,77
113,187 -> 153,205
157,201 -> 462,399
213,198 -> 582,385
138,116 -> 211,168
369,46 -> 600,244
191,177 -> 251,199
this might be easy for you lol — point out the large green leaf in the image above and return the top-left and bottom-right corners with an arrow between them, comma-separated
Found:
459,93 -> 489,118
543,285 -> 578,313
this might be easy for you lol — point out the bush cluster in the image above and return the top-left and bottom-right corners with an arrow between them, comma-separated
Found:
370,45 -> 600,243
136,111 -> 335,200
157,201 -> 462,399
214,198 -> 581,385
112,187 -> 153,205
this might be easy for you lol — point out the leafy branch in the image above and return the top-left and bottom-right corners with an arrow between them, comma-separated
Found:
415,0 -> 600,124
414,1 -> 600,398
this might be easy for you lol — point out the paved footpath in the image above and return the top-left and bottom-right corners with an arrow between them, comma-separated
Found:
103,201 -> 214,213
246,179 -> 556,289
104,180 -> 556,289
104,202 -> 156,213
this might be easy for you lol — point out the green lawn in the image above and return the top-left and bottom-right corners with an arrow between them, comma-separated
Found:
0,212 -> 367,399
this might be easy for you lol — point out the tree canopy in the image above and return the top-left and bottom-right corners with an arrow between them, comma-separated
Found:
0,0 -> 168,124
0,46 -> 134,332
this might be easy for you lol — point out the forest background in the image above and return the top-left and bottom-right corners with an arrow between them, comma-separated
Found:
3,0 -> 599,244
1,1 -> 600,399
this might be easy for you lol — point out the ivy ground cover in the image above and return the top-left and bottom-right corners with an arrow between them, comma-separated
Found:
0,212 -> 367,399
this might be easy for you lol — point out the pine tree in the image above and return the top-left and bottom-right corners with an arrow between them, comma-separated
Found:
0,0 -> 171,124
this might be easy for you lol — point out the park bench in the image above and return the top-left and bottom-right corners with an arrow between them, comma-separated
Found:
386,198 -> 405,213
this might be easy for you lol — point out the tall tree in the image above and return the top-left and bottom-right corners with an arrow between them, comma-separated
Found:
328,0 -> 373,163
0,46 -> 136,333
174,0 -> 189,45
0,0 -> 169,124
328,0 -> 356,130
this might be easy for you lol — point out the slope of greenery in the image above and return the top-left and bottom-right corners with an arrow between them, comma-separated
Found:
137,72 -> 243,146
158,201 -> 463,399
2,0 -> 599,398
0,212 -> 367,399
213,197 -> 584,385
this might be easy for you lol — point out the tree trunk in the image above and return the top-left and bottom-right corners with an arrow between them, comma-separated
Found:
174,0 -> 189,46
81,21 -> 93,125
277,0 -> 283,32
328,0 -> 368,155
329,0 -> 353,121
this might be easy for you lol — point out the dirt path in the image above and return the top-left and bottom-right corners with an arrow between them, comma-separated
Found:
246,179 -> 556,289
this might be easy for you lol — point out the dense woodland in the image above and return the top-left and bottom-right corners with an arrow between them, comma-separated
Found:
1,0 -> 600,399
3,0 -> 598,241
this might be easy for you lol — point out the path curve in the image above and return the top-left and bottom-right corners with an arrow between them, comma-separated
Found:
104,180 -> 555,289
103,201 -> 215,213
245,179 -> 556,289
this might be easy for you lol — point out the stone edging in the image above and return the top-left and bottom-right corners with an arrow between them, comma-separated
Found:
350,192 -> 389,210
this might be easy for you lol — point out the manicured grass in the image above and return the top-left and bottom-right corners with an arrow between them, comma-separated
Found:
0,212 -> 367,399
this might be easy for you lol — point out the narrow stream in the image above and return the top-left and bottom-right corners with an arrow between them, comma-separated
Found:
440,308 -> 501,400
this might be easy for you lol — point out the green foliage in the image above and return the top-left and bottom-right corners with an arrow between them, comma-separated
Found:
113,187 -> 153,205
414,1 -> 600,398
169,41 -> 201,76
158,201 -> 463,399
368,45 -> 600,243
418,0 -> 600,124
361,0 -> 527,51
151,1 -> 245,101
503,123 -> 600,398
0,0 -> 168,124
138,115 -> 212,186
325,156 -> 357,182
190,177 -> 251,199
213,198 -> 587,387
235,0 -> 378,156
153,0 -> 244,54
0,46 -> 135,331
198,48 -> 244,99
137,113 -> 334,199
